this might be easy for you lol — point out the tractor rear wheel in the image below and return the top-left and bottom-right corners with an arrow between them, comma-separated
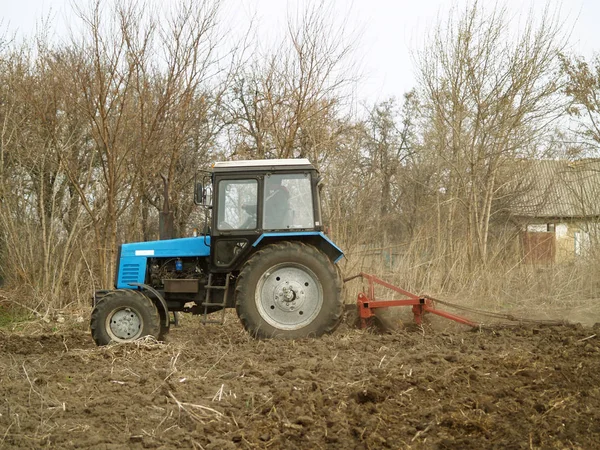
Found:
235,242 -> 343,339
90,290 -> 161,346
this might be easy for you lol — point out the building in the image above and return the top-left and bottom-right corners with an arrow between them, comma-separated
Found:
511,159 -> 600,263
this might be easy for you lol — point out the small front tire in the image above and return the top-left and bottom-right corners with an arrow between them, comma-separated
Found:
90,290 -> 161,346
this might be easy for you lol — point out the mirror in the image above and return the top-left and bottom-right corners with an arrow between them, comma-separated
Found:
194,182 -> 204,205
194,171 -> 214,207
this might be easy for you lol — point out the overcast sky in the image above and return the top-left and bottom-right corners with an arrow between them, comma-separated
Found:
2,0 -> 598,103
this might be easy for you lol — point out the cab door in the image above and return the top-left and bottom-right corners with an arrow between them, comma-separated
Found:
210,176 -> 262,271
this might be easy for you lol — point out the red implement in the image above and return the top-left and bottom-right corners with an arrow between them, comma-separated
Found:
348,273 -> 478,329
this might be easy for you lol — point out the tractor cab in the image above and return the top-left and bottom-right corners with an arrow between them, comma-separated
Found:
197,159 -> 340,272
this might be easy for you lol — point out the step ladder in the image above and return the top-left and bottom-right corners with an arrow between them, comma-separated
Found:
200,273 -> 231,325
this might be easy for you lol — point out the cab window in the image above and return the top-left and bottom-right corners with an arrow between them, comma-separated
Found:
263,174 -> 314,230
217,179 -> 258,230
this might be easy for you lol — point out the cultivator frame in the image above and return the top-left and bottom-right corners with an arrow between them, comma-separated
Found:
345,273 -> 478,329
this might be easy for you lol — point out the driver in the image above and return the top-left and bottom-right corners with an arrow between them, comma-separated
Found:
264,176 -> 290,229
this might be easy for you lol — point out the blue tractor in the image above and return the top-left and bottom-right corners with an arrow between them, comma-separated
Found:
90,159 -> 344,344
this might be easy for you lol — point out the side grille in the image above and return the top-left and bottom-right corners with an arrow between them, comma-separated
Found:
121,263 -> 140,284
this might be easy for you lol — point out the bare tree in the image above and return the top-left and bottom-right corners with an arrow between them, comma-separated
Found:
0,35 -> 92,309
122,0 -> 224,240
225,2 -> 356,165
363,93 -> 418,218
416,1 -> 567,266
561,53 -> 600,156
60,0 -> 223,287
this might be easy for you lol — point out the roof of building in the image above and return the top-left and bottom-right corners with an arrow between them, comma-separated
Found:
513,159 -> 600,218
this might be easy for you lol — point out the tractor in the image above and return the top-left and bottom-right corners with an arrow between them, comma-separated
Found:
90,159 -> 344,345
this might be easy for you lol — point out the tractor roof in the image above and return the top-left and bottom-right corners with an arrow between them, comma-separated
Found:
212,158 -> 316,173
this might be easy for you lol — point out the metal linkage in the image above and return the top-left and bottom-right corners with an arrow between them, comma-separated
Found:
345,273 -> 478,329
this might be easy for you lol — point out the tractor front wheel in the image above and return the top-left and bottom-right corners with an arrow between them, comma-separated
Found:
90,290 -> 161,346
235,242 -> 343,339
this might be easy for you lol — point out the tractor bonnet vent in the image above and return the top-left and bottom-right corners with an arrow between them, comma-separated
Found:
121,263 -> 140,284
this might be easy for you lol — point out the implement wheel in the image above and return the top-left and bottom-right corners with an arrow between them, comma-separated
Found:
90,290 -> 161,346
235,242 -> 343,339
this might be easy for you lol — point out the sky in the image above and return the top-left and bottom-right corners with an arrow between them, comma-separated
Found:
1,0 -> 599,104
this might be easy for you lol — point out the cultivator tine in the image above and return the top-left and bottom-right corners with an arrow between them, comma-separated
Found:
346,273 -> 478,329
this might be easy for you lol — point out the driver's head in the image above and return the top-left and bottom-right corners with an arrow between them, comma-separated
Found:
267,176 -> 283,191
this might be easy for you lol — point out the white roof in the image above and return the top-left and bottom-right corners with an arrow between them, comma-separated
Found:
213,158 -> 312,169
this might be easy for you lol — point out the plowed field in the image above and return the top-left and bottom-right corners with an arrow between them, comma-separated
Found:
0,313 -> 599,449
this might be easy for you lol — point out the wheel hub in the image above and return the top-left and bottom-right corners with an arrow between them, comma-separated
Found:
275,281 -> 305,311
107,307 -> 142,340
256,263 -> 323,330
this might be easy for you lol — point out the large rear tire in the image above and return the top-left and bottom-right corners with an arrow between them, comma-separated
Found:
90,290 -> 161,346
235,242 -> 343,339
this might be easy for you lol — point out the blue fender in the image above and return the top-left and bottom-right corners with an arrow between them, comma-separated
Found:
252,232 -> 344,263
